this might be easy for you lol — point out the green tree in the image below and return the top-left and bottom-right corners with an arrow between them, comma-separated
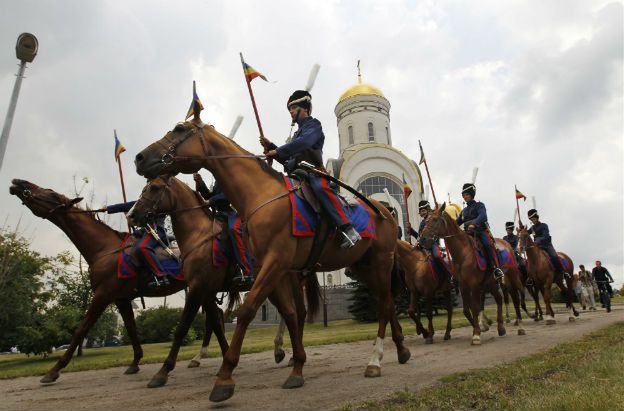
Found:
123,306 -> 202,344
0,226 -> 66,352
347,281 -> 378,322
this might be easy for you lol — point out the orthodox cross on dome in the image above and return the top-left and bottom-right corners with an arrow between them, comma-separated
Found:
357,59 -> 362,83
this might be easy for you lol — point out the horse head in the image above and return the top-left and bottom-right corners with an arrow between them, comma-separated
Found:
517,224 -> 530,253
135,120 -> 215,179
127,175 -> 178,227
9,179 -> 83,218
418,202 -> 449,249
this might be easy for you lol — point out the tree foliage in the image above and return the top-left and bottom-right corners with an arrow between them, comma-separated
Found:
122,306 -> 203,344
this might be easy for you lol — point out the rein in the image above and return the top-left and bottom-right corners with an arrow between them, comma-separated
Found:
20,189 -> 104,214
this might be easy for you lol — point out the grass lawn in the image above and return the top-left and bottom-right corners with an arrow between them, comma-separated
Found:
341,322 -> 624,411
0,300 -> 606,380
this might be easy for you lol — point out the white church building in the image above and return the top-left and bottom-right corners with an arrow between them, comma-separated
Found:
322,71 -> 425,286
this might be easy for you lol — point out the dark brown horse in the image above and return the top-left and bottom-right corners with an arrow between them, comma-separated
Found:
517,225 -> 578,324
9,179 -> 205,383
419,204 -> 507,345
135,119 -> 410,402
396,240 -> 454,343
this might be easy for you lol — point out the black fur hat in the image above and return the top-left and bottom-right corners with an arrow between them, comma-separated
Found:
505,221 -> 515,230
462,183 -> 476,197
287,90 -> 312,111
418,200 -> 430,210
528,209 -> 539,219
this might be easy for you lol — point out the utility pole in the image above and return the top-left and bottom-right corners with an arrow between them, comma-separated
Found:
0,33 -> 38,171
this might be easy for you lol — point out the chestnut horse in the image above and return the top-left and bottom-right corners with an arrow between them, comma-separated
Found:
396,240 -> 454,343
419,204 -> 509,344
517,225 -> 578,324
8,179 -> 221,383
127,175 -> 317,387
135,119 -> 409,402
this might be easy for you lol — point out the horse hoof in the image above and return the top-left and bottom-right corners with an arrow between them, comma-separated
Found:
287,357 -> 295,367
365,365 -> 381,378
398,349 -> 411,364
187,360 -> 200,368
147,374 -> 168,388
274,349 -> 286,364
444,333 -> 451,341
498,329 -> 506,337
124,365 -> 140,374
518,329 -> 526,336
425,337 -> 434,345
209,383 -> 235,403
471,336 -> 481,346
505,318 -> 511,324
574,311 -> 580,317
487,318 -> 493,326
569,317 -> 575,323
513,320 -> 519,326
40,372 -> 59,384
421,330 -> 430,338
546,319 -> 556,325
282,375 -> 304,389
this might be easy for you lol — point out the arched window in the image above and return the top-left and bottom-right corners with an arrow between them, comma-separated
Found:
386,126 -> 391,145
368,122 -> 375,142
357,175 -> 409,232
348,126 -> 354,145
327,274 -> 333,286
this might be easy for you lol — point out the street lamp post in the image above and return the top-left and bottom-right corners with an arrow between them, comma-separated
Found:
0,33 -> 38,171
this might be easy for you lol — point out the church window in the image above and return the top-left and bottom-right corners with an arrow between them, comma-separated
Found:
357,175 -> 409,232
348,126 -> 354,145
327,274 -> 333,286
368,122 -> 375,142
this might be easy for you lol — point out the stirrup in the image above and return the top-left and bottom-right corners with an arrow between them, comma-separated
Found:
339,225 -> 361,249
493,268 -> 504,281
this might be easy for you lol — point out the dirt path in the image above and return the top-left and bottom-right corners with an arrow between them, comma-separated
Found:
1,307 -> 622,411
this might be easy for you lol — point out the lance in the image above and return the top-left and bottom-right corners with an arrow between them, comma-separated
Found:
239,53 -> 270,163
515,184 -> 523,227
418,139 -> 438,206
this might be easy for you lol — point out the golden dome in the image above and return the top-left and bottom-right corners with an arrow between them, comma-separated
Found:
444,203 -> 462,220
338,82 -> 385,103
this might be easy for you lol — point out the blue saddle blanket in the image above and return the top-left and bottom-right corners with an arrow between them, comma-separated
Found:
117,234 -> 184,281
283,176 -> 376,239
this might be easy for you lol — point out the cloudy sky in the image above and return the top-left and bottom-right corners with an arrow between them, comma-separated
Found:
1,0 -> 622,302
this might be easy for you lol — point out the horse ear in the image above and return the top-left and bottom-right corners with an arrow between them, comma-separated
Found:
439,202 -> 447,214
67,197 -> 83,207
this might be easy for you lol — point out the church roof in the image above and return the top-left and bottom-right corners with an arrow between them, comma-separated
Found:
338,82 -> 385,103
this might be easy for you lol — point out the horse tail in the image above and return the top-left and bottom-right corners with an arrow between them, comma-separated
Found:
391,254 -> 407,298
305,274 -> 321,323
225,290 -> 242,318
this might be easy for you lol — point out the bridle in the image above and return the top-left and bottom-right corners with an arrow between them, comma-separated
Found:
156,122 -> 266,167
419,212 -> 455,248
20,189 -> 94,215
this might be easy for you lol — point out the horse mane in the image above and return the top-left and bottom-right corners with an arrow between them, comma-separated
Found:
198,122 -> 284,184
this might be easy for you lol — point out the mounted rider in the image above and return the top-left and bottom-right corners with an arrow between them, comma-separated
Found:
414,200 -> 454,284
262,90 -> 362,249
107,201 -> 172,287
527,209 -> 567,279
193,173 -> 254,286
455,183 -> 504,280
503,221 -> 529,284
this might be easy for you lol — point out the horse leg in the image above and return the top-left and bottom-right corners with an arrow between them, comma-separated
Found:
210,257 -> 285,403
478,292 -> 490,332
115,299 -> 143,374
408,290 -> 427,338
274,316 -> 287,364
460,283 -> 474,326
41,292 -> 110,383
148,286 -> 203,388
509,284 -> 525,335
543,281 -> 556,325
444,288 -> 453,340
503,285 -> 511,324
556,277 -> 577,322
268,285 -> 306,389
490,281 -> 506,337
424,296 -> 434,344
189,304 -> 213,368
468,286 -> 483,345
